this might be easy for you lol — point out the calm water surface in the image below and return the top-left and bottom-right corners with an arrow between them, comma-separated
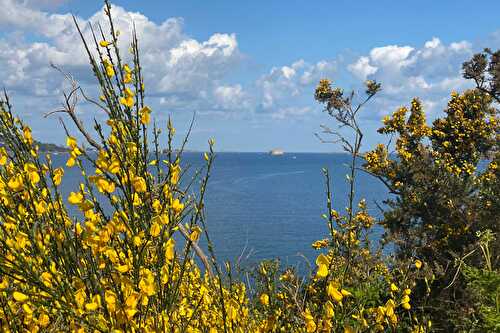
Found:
56,152 -> 388,269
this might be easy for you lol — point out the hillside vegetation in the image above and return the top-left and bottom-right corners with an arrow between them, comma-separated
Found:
0,2 -> 498,332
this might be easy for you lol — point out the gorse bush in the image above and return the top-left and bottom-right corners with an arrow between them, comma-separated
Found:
0,3 -> 428,332
360,48 -> 499,331
0,2 -> 497,332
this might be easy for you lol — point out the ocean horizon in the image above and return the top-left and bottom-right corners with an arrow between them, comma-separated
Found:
55,152 -> 389,270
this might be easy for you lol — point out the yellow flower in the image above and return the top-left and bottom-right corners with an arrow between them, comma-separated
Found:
124,87 -> 135,98
115,264 -> 130,273
24,163 -> 40,184
189,226 -> 202,242
402,302 -> 411,310
170,164 -> 181,184
53,167 -> 64,185
132,176 -> 147,193
327,282 -> 343,303
140,106 -> 151,125
172,198 -> 184,214
0,279 -> 8,290
37,313 -> 50,327
259,293 -> 269,306
75,222 -> 83,236
133,235 -> 142,246
105,291 -> 116,312
415,259 -> 423,269
304,309 -> 316,333
139,271 -> 156,296
125,292 -> 139,309
150,221 -> 161,237
325,300 -> 335,318
108,159 -> 120,174
341,289 -> 352,297
123,64 -> 132,74
7,174 -> 24,191
98,178 -> 115,193
165,238 -> 175,261
106,65 -> 115,77
133,192 -> 142,206
66,136 -> 77,149
22,303 -> 33,315
315,253 -> 329,278
99,40 -> 111,47
23,126 -> 33,144
120,96 -> 134,108
66,156 -> 76,167
0,147 -> 7,165
125,308 -> 138,320
40,272 -> 52,288
68,191 -> 84,205
13,291 -> 29,302
35,200 -> 47,215
123,72 -> 132,84
85,301 -> 98,311
390,283 -> 399,292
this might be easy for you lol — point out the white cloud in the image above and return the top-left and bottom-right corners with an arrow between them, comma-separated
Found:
257,59 -> 336,112
23,0 -> 69,9
271,106 -> 312,120
168,34 -> 237,66
348,37 -> 476,119
0,0 -> 240,109
281,66 -> 296,79
369,45 -> 414,69
348,56 -> 377,80
213,84 -> 251,111
1,0 -> 498,142
450,41 -> 472,52
424,37 -> 440,49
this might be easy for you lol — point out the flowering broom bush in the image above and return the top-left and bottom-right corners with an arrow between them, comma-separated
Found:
1,1 -> 494,332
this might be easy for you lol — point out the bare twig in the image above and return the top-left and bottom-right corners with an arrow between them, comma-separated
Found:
178,223 -> 214,278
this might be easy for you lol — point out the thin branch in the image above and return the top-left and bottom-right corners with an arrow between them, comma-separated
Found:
79,87 -> 110,116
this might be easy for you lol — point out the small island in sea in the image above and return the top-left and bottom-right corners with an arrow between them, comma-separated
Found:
269,148 -> 284,156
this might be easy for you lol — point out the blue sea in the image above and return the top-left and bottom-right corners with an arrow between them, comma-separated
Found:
56,152 -> 388,270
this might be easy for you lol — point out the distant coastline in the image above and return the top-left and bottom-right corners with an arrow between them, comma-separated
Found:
0,140 -> 67,152
36,141 -> 67,152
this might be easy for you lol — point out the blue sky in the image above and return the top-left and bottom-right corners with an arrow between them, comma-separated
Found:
1,0 -> 499,152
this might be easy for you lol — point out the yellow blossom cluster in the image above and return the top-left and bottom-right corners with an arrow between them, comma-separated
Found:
0,2 -> 437,332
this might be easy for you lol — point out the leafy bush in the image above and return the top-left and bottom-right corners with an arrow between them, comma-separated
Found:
0,3 -> 430,332
0,2 -> 496,332
361,49 -> 499,330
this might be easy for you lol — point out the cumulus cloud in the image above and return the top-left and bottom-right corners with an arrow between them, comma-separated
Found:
22,0 -> 69,9
1,0 -> 498,139
257,59 -> 336,112
213,84 -> 252,111
0,0 -> 241,111
348,56 -> 377,80
348,37 -> 476,118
